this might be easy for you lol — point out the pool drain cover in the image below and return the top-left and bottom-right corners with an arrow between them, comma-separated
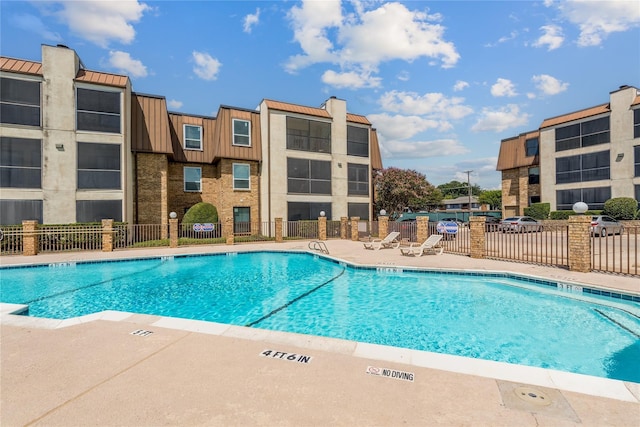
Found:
514,386 -> 552,406
130,329 -> 154,337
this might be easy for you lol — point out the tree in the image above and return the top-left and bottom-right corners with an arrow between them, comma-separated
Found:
437,180 -> 482,199
478,190 -> 502,210
602,197 -> 638,220
183,202 -> 219,223
374,167 -> 442,218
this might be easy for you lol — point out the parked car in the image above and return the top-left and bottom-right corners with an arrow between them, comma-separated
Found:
481,216 -> 502,231
590,215 -> 624,237
500,216 -> 542,233
440,217 -> 466,228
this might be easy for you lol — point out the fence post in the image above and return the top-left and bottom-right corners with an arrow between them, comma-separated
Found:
22,220 -> 38,256
469,216 -> 486,259
340,217 -> 348,239
224,217 -> 235,245
568,215 -> 591,272
318,216 -> 327,240
102,219 -> 114,252
275,218 -> 283,243
416,217 -> 428,243
350,217 -> 360,241
378,215 -> 388,238
169,218 -> 178,248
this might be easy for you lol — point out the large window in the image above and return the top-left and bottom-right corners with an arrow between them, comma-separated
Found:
288,202 -> 332,221
556,150 -> 609,184
184,167 -> 201,192
0,200 -> 43,225
348,163 -> 369,195
286,117 -> 331,153
77,143 -> 121,189
528,167 -> 540,185
233,163 -> 250,190
348,203 -> 369,220
0,77 -> 40,127
233,119 -> 251,146
77,88 -> 121,133
556,187 -> 611,210
525,137 -> 539,157
555,116 -> 609,152
184,125 -> 202,150
347,125 -> 369,157
287,158 -> 331,194
76,200 -> 122,222
635,145 -> 640,177
634,109 -> 640,139
1,137 -> 41,188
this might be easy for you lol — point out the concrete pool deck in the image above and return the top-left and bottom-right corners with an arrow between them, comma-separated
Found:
1,240 -> 639,426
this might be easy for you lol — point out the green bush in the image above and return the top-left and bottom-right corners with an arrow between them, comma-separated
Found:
602,197 -> 638,220
549,210 -> 602,220
524,203 -> 550,220
182,202 -> 218,224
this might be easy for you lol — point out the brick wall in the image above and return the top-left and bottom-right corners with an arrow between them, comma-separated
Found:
135,153 -> 168,224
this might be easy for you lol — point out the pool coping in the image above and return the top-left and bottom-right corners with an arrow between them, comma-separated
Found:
1,248 -> 639,403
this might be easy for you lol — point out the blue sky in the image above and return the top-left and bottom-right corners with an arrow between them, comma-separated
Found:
1,1 -> 639,190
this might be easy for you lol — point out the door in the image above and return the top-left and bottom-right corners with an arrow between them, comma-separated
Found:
233,207 -> 250,234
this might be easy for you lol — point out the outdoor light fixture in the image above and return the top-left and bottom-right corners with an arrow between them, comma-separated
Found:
169,212 -> 177,219
380,209 -> 387,216
55,144 -> 64,151
615,153 -> 624,162
572,202 -> 588,215
319,211 -> 326,217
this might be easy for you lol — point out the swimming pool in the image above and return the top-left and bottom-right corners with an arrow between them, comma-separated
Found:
2,251 -> 639,383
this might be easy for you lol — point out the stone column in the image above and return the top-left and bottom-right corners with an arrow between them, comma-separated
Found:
378,216 -> 389,238
275,218 -> 283,243
169,218 -> 178,248
416,216 -> 428,243
469,216 -> 486,259
224,218 -> 235,245
22,220 -> 38,256
101,219 -> 114,252
340,217 -> 348,239
350,217 -> 360,241
318,216 -> 327,240
568,215 -> 591,272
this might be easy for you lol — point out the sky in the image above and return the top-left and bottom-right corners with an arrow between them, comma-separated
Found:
1,0 -> 639,190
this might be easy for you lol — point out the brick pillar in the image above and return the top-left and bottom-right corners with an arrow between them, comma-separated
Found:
224,218 -> 235,245
378,216 -> 389,238
102,219 -> 114,252
275,218 -> 283,243
169,218 -> 178,248
469,216 -> 486,259
568,215 -> 591,272
340,217 -> 348,239
350,217 -> 360,241
22,220 -> 38,256
416,216 -> 428,243
318,216 -> 327,240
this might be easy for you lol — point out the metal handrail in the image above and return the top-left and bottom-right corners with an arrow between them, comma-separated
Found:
308,240 -> 329,254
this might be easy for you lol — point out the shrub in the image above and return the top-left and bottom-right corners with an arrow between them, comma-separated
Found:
602,197 -> 638,220
549,210 -> 602,220
182,202 -> 218,224
524,203 -> 550,220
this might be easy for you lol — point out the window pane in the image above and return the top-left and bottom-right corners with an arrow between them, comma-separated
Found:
309,121 -> 331,138
556,156 -> 580,172
1,137 -> 41,167
555,138 -> 580,152
78,170 -> 121,189
77,88 -> 120,114
310,180 -> 331,194
581,117 -> 609,134
185,125 -> 201,140
582,151 -> 609,169
582,131 -> 609,147
77,111 -> 121,133
556,124 -> 580,140
287,178 -> 309,193
234,120 -> 249,136
287,202 -> 331,221
76,200 -> 122,222
0,104 -> 41,126
287,158 -> 309,179
78,143 -> 120,170
184,167 -> 201,192
0,78 -> 40,105
233,164 -> 250,179
310,160 -> 331,179
0,199 -> 43,225
0,167 -> 41,188
348,202 -> 369,220
525,138 -> 539,156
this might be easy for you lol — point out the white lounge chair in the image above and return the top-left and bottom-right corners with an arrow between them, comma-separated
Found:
363,231 -> 401,250
399,234 -> 443,256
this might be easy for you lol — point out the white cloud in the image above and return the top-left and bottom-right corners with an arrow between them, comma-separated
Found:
380,138 -> 469,159
168,99 -> 183,109
453,80 -> 469,91
397,71 -> 410,81
243,8 -> 260,33
52,0 -> 150,48
321,69 -> 381,89
192,51 -> 221,81
471,104 -> 530,132
532,74 -> 569,95
533,24 -> 564,50
108,51 -> 147,78
11,13 -> 61,42
378,90 -> 473,120
491,78 -> 518,97
368,113 -> 446,140
554,0 -> 640,47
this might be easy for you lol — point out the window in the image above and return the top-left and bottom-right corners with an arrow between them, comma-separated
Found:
233,119 -> 251,146
556,150 -> 609,184
233,163 -> 250,190
634,109 -> 640,139
635,185 -> 640,204
76,88 -> 121,133
528,167 -> 540,185
286,117 -> 331,153
287,158 -> 331,194
348,163 -> 369,195
233,207 -> 251,234
183,125 -> 202,150
555,117 -> 609,152
0,137 -> 41,188
348,203 -> 369,220
76,200 -> 122,222
0,200 -> 43,225
525,137 -> 539,157
287,202 -> 332,221
0,77 -> 40,126
529,196 -> 541,204
556,187 -> 611,210
347,125 -> 369,157
635,145 -> 640,177
184,167 -> 201,192
77,143 -> 121,189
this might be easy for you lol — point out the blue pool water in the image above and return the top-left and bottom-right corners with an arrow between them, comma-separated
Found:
2,252 -> 639,383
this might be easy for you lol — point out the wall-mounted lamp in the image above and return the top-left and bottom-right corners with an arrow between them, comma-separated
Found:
169,212 -> 177,219
55,144 -> 64,151
337,163 -> 342,168
615,153 -> 624,162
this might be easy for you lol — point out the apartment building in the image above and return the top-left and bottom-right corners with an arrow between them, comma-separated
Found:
497,85 -> 640,214
1,44 -> 382,227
